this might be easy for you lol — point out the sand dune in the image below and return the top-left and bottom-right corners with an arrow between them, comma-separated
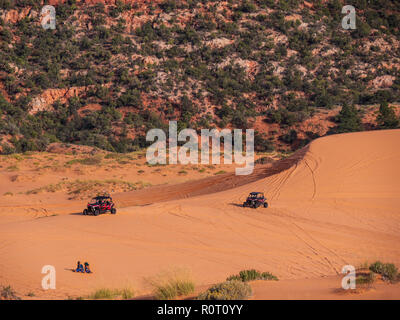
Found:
0,130 -> 399,299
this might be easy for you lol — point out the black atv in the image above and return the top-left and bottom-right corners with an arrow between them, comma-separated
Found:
243,192 -> 268,209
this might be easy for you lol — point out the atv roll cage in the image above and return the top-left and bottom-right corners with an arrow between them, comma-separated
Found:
248,192 -> 264,198
243,192 -> 268,209
83,195 -> 116,216
91,196 -> 112,202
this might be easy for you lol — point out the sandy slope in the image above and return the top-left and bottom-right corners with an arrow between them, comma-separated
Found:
0,130 -> 399,299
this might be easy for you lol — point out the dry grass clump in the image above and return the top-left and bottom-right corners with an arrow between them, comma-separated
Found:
89,287 -> 134,300
197,280 -> 252,300
145,268 -> 195,300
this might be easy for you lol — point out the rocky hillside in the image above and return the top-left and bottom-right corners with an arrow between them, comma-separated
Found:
0,0 -> 399,153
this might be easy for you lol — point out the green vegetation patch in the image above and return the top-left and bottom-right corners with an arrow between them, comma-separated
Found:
226,269 -> 278,282
197,280 -> 252,300
0,285 -> 20,300
369,261 -> 398,281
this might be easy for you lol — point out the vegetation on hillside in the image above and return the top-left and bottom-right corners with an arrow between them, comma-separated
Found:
0,0 -> 399,154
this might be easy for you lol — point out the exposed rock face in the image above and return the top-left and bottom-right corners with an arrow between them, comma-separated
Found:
205,38 -> 234,49
0,7 -> 38,24
29,87 -> 87,114
48,0 -> 156,5
369,75 -> 396,89
0,0 -> 163,25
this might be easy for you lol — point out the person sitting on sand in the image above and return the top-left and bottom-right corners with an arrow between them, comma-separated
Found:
75,261 -> 84,273
84,262 -> 92,273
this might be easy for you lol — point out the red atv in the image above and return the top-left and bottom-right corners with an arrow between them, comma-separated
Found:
243,192 -> 268,209
83,196 -> 116,216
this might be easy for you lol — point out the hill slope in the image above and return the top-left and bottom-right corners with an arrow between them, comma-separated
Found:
0,0 -> 399,153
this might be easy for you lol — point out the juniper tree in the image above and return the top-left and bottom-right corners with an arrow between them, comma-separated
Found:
336,103 -> 362,133
376,102 -> 399,129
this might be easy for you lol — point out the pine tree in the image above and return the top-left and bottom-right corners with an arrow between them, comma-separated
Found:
376,102 -> 399,129
336,103 -> 362,133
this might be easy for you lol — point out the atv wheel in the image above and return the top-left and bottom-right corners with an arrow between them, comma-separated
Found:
94,209 -> 100,216
83,209 -> 88,215
243,202 -> 247,207
111,208 -> 116,214
264,202 -> 268,208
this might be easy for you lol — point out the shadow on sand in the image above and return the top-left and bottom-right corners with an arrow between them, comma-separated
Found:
69,212 -> 84,216
228,203 -> 244,208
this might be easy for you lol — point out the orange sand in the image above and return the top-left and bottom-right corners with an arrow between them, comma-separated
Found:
0,129 -> 399,299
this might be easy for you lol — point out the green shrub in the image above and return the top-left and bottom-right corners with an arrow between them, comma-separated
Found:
334,103 -> 362,133
214,170 -> 226,175
227,269 -> 278,282
261,271 -> 279,281
197,280 -> 252,300
356,272 -> 375,286
1,285 -> 20,300
369,261 -> 385,274
376,102 -> 399,129
369,261 -> 398,281
239,269 -> 260,282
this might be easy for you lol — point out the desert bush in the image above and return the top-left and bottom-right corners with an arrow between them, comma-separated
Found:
356,271 -> 375,286
197,280 -> 252,300
369,261 -> 385,274
146,268 -> 195,300
369,261 -> 398,281
1,285 -> 20,300
214,170 -> 226,175
227,269 -> 278,282
89,287 -> 134,300
279,129 -> 298,144
260,271 -> 279,281
255,156 -> 275,165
